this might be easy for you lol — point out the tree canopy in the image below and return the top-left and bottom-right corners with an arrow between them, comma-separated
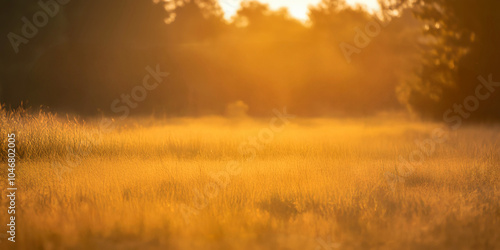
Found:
0,0 -> 456,119
389,0 -> 500,121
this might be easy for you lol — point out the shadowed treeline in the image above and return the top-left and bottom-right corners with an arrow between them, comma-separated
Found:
389,0 -> 500,121
0,0 -> 420,117
0,0 -> 498,119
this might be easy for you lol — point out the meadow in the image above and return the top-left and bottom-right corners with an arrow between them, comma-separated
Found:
0,108 -> 499,249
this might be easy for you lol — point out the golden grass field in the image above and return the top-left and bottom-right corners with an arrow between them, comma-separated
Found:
1,108 -> 499,249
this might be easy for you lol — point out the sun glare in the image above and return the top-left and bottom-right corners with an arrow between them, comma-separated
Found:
219,0 -> 381,21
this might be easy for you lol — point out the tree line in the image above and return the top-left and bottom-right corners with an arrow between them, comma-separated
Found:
0,0 -> 497,120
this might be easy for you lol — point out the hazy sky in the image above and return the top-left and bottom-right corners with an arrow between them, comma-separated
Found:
219,0 -> 381,21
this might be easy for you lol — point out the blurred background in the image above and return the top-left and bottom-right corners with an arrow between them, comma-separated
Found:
0,0 -> 498,120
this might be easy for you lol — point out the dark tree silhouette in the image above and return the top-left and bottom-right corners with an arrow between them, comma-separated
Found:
390,0 -> 500,121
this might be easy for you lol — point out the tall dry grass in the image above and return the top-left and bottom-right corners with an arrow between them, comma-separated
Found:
0,107 -> 499,249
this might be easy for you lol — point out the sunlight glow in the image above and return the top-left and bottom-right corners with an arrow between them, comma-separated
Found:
219,0 -> 381,21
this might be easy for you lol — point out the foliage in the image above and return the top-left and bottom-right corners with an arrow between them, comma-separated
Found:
390,0 -> 500,120
1,0 -> 421,117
